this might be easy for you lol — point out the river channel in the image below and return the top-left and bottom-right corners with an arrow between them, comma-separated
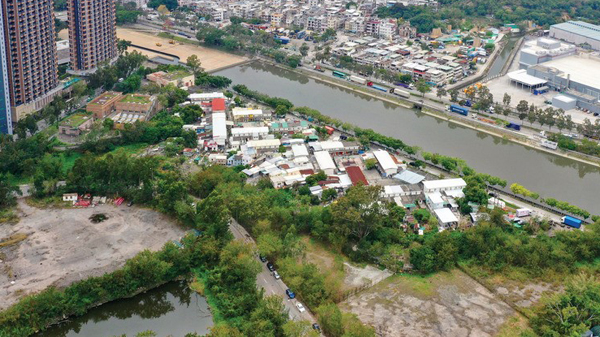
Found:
217,62 -> 600,214
37,281 -> 213,337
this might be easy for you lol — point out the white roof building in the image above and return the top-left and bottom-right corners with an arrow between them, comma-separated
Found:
212,113 -> 227,146
232,108 -> 263,119
247,139 -> 281,149
231,126 -> 269,138
434,208 -> 459,226
292,144 -> 309,157
373,150 -> 398,176
189,92 -> 225,102
314,151 -> 336,175
422,178 -> 467,193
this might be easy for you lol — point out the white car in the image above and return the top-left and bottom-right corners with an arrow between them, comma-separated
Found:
296,302 -> 306,313
273,270 -> 281,279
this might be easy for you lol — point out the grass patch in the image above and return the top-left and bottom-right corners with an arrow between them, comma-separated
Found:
496,313 -> 532,337
0,233 -> 28,249
40,125 -> 58,137
26,196 -> 72,209
189,277 -> 205,295
157,32 -> 199,45
120,94 -> 151,104
0,209 -> 19,224
108,143 -> 149,156
7,174 -> 31,186
62,152 -> 82,173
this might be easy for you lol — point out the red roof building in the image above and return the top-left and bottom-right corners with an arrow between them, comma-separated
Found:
212,98 -> 226,112
346,166 -> 369,186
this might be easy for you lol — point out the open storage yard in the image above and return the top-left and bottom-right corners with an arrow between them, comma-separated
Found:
0,200 -> 186,310
340,269 -> 517,337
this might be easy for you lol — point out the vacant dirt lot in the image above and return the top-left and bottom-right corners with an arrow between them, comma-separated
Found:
340,269 -> 516,337
0,200 -> 186,310
116,28 -> 247,72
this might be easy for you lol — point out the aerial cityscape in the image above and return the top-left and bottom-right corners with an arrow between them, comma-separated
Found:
1,0 -> 600,336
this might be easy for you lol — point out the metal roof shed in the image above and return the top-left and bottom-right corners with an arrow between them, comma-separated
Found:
373,150 -> 398,176
393,170 -> 425,184
434,208 -> 459,225
314,151 -> 336,175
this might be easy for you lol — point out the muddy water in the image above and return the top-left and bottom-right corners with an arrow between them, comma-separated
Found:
37,281 -> 212,337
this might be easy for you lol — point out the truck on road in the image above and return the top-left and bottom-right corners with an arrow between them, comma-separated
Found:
389,88 -> 410,99
349,75 -> 366,85
561,216 -> 583,229
449,104 -> 469,116
367,82 -> 388,92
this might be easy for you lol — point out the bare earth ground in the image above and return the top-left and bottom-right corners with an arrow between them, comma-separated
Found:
0,200 -> 186,310
58,28 -> 247,72
340,269 -> 516,337
116,28 -> 247,72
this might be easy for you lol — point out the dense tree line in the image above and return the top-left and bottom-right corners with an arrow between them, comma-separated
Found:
116,2 -> 143,25
376,0 -> 600,33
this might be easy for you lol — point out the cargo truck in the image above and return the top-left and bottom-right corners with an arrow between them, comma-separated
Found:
515,208 -> 531,217
389,88 -> 410,99
561,216 -> 583,229
449,104 -> 469,116
394,82 -> 414,89
349,75 -> 366,85
367,82 -> 388,92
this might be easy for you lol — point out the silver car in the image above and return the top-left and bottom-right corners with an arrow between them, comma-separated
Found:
273,270 -> 281,279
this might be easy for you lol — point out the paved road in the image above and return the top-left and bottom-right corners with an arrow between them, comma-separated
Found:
229,219 -> 319,324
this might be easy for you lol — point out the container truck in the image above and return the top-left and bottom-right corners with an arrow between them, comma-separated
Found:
506,123 -> 521,131
367,82 -> 388,92
449,104 -> 469,116
389,88 -> 410,99
349,75 -> 367,85
561,216 -> 583,229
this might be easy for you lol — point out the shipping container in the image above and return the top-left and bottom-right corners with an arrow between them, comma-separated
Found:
449,104 -> 469,116
516,208 -> 531,217
349,75 -> 367,85
389,88 -> 410,99
562,216 -> 583,229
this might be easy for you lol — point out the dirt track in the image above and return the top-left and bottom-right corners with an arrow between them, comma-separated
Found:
0,200 -> 186,310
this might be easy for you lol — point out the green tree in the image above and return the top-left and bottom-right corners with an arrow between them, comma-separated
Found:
410,245 -> 436,273
275,105 -> 289,117
364,158 -> 377,170
147,0 -> 178,11
186,54 -> 203,74
436,87 -> 447,99
0,173 -> 20,209
330,185 -> 386,243
300,43 -> 310,58
530,274 -> 600,336
502,93 -> 511,106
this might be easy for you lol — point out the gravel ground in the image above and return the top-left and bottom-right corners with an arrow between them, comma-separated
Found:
340,269 -> 515,337
0,200 -> 186,310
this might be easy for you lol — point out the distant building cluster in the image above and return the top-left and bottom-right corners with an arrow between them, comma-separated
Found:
511,21 -> 600,114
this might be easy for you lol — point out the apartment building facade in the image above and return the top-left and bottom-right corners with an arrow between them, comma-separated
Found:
1,0 -> 59,123
68,0 -> 118,74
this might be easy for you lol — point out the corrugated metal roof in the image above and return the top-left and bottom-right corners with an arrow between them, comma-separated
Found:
551,21 -> 600,41
393,170 -> 425,184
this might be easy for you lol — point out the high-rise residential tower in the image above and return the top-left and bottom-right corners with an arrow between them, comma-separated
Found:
68,0 -> 118,74
0,0 -> 59,127
0,4 -> 12,135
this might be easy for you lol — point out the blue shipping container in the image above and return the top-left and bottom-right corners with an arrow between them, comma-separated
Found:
450,104 -> 469,116
562,216 -> 582,229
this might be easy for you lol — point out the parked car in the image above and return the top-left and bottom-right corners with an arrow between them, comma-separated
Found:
286,289 -> 296,299
312,323 -> 321,332
273,270 -> 280,279
259,255 -> 267,263
296,302 -> 306,312
267,262 -> 275,271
